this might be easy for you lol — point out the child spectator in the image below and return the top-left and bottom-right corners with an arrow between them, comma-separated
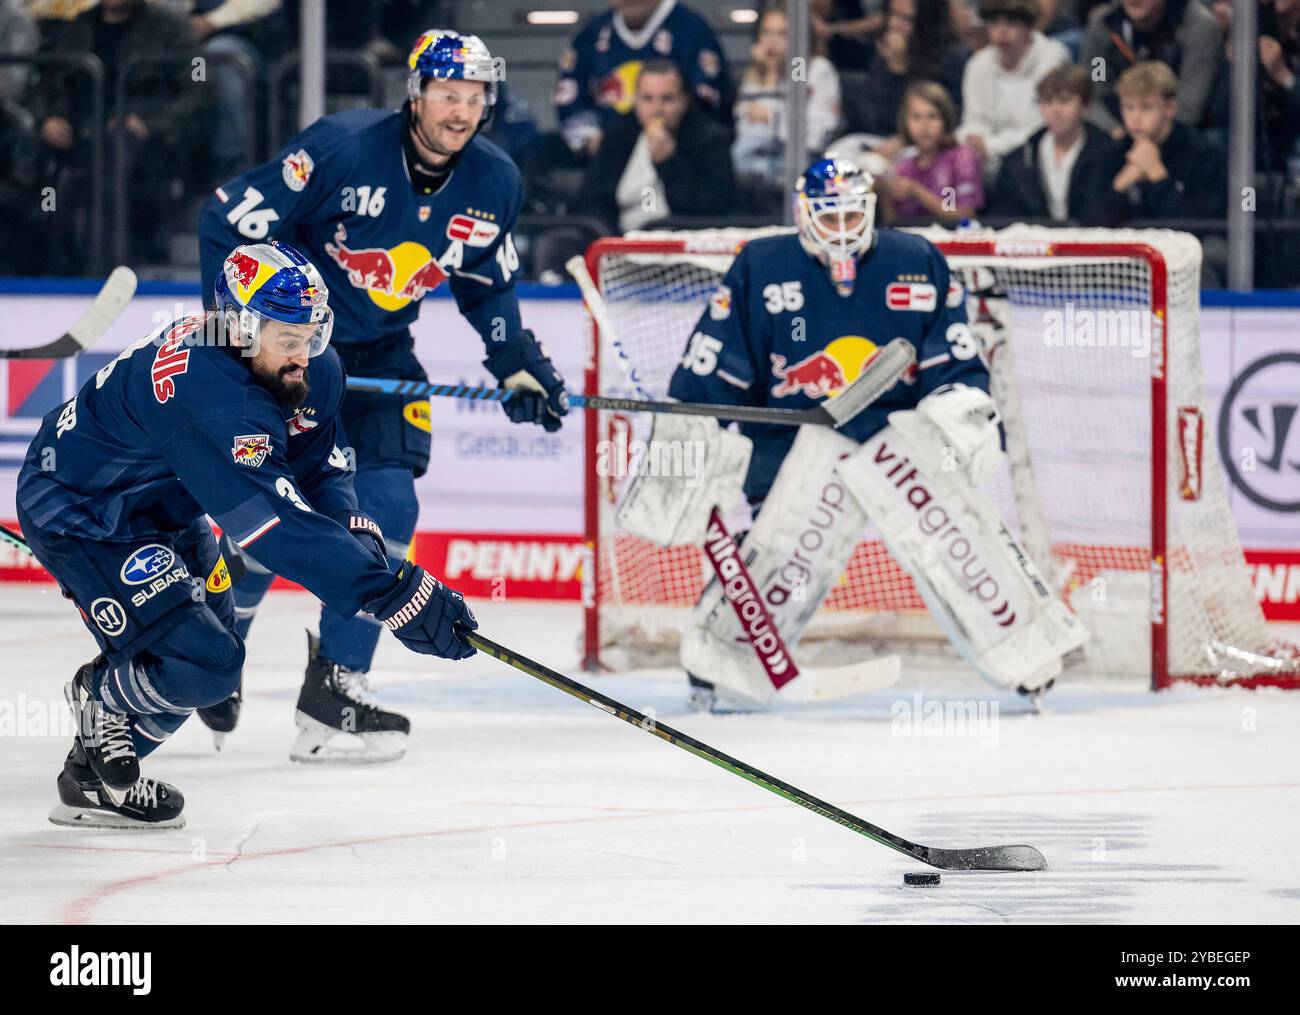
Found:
990,63 -> 1124,223
883,80 -> 984,222
957,0 -> 1070,180
733,4 -> 843,192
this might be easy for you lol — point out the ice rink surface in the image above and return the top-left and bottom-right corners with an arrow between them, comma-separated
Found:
2,585 -> 1299,925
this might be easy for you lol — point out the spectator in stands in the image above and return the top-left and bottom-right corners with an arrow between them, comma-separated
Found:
166,1 -> 284,182
579,59 -> 735,233
733,3 -> 842,205
881,80 -> 983,222
0,0 -> 38,104
0,99 -> 43,275
989,63 -> 1125,223
957,0 -> 1071,181
554,0 -> 731,162
1079,0 -> 1223,137
34,0 -> 204,265
1110,60 -> 1226,220
812,0 -> 887,70
840,0 -> 968,146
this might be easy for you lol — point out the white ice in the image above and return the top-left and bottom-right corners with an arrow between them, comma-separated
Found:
2,584 -> 1299,924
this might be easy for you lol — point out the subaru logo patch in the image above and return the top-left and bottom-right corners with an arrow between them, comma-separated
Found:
121,544 -> 176,586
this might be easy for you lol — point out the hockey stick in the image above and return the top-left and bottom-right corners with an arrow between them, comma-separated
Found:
1,523 -> 34,557
701,506 -> 899,702
346,338 -> 915,430
0,267 -> 137,360
460,624 -> 1045,871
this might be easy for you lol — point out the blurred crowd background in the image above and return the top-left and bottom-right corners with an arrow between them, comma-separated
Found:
0,0 -> 1290,285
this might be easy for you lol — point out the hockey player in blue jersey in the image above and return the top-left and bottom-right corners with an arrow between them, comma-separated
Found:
555,0 -> 731,157
620,158 -> 1086,710
16,241 -> 479,828
197,30 -> 567,762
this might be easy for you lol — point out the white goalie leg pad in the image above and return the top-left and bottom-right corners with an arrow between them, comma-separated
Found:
612,414 -> 753,547
835,415 -> 1089,692
681,425 -> 868,705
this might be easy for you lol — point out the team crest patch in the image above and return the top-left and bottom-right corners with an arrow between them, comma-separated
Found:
654,29 -> 673,55
699,49 -> 721,78
207,556 -> 231,594
418,206 -> 432,222
232,434 -> 272,467
709,284 -> 732,321
281,149 -> 314,192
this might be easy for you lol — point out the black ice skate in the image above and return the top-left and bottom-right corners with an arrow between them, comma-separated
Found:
65,658 -> 139,792
686,673 -> 717,713
290,631 -> 409,764
48,743 -> 184,830
197,679 -> 242,751
1016,677 -> 1056,714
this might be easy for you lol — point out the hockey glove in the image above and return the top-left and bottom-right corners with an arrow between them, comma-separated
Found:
341,511 -> 387,569
484,329 -> 569,433
365,563 -> 477,660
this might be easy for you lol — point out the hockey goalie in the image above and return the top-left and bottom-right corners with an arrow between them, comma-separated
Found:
617,157 -> 1088,710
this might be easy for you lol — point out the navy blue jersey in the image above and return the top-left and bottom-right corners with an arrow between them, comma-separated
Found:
16,315 -> 394,618
667,231 -> 989,502
554,2 -> 730,144
199,110 -> 525,352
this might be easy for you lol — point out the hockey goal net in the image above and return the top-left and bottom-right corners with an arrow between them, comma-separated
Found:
580,226 -> 1300,690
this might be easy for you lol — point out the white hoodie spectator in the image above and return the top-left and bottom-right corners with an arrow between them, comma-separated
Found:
957,0 -> 1069,179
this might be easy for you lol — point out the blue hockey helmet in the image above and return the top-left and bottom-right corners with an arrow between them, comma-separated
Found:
793,157 -> 877,294
214,241 -> 333,357
406,29 -> 499,123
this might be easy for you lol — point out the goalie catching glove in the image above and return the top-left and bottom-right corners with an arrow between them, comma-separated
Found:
484,329 -> 569,433
365,563 -> 478,660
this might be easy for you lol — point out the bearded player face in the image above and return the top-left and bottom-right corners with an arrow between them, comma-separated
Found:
412,78 -> 487,160
244,320 -> 314,408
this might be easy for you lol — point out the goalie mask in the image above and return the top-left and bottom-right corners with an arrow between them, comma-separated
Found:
793,157 -> 877,297
406,29 -> 499,131
214,240 -> 333,357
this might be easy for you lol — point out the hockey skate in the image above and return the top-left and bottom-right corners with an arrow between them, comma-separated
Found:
197,679 -> 242,751
65,657 -> 139,793
290,632 -> 410,764
48,742 -> 184,829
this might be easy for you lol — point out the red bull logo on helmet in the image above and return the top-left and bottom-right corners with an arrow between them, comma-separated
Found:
231,433 -> 272,468
225,250 -> 278,304
324,225 -> 449,311
770,336 -> 881,400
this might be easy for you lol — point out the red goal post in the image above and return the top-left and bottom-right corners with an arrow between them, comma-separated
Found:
579,226 -> 1300,691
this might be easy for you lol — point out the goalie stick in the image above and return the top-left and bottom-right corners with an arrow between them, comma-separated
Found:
0,267 -> 137,360
346,336 -> 915,431
461,624 -> 1046,872
0,521 -> 1044,871
701,506 -> 899,702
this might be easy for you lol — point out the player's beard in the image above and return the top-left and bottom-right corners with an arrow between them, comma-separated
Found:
252,360 -> 310,409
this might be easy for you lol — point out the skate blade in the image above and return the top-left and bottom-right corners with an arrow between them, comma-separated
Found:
212,732 -> 226,752
289,714 -> 406,765
48,803 -> 185,830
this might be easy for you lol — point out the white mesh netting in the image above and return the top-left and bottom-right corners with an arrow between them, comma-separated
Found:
583,226 -> 1300,688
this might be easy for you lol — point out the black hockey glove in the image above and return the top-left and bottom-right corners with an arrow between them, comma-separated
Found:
365,563 -> 477,660
483,329 -> 569,433
341,511 -> 387,569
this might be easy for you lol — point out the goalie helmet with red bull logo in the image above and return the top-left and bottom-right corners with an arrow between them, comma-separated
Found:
406,29 -> 498,125
793,157 -> 878,296
214,240 -> 333,357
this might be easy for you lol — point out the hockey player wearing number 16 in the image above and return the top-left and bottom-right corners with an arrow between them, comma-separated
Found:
15,242 -> 478,829
197,30 -> 569,762
622,157 -> 1087,710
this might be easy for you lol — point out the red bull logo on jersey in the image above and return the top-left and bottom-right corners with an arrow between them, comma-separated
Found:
770,336 -> 880,400
709,284 -> 732,321
281,148 -> 314,192
324,225 -> 449,312
232,434 -> 272,467
596,61 -> 643,114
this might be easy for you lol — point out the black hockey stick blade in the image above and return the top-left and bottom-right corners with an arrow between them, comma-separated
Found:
0,523 -> 35,557
0,266 -> 137,359
459,625 -> 1046,872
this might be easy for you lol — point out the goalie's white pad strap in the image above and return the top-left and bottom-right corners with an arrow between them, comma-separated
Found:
681,425 -> 867,703
613,414 -> 752,547
835,419 -> 1088,691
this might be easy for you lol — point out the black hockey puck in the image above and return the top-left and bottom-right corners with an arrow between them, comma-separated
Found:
904,872 -> 941,886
